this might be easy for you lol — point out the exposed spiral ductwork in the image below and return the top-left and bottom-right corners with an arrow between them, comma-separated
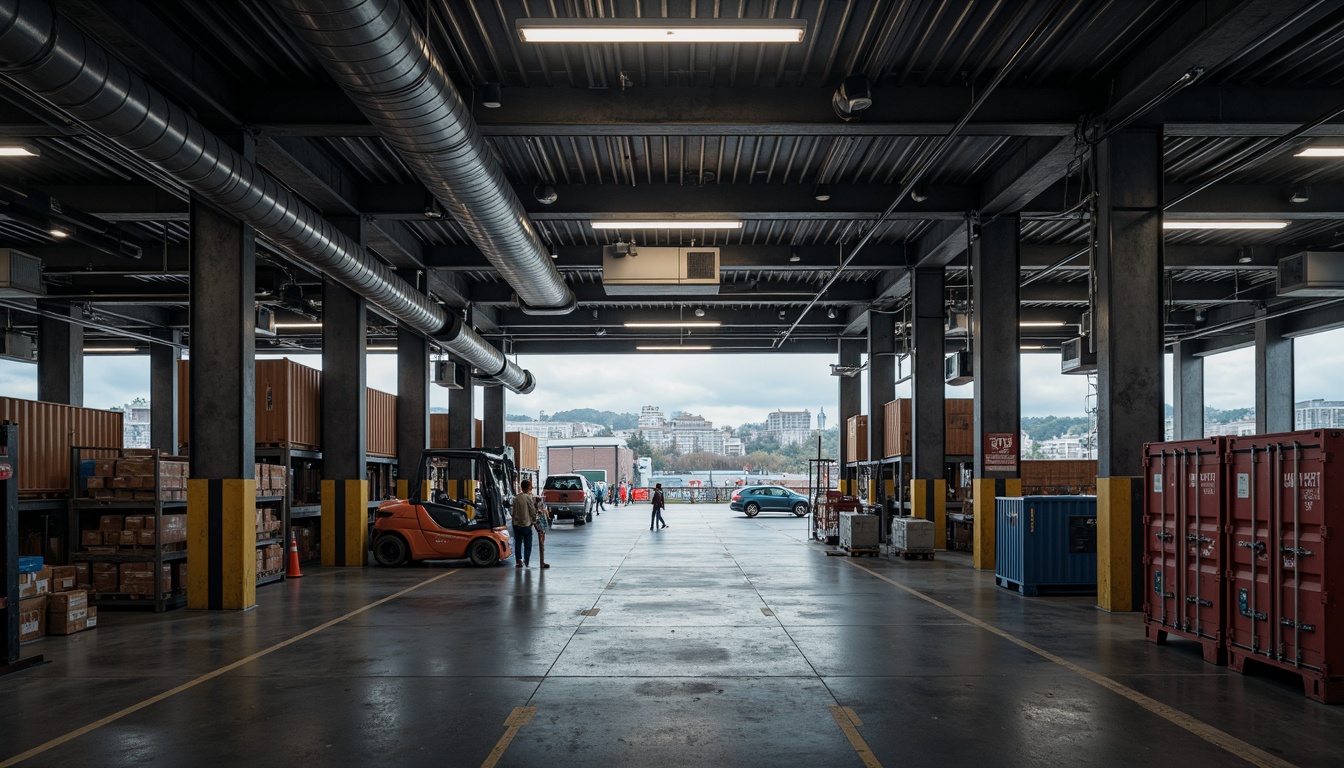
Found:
0,0 -> 535,394
272,0 -> 576,316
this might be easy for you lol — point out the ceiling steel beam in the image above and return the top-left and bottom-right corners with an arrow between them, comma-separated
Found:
467,280 -> 875,307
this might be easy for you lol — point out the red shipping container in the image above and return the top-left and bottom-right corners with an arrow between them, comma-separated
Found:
1226,430 -> 1344,703
1142,438 -> 1227,664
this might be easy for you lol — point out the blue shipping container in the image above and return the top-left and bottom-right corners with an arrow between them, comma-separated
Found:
995,496 -> 1098,596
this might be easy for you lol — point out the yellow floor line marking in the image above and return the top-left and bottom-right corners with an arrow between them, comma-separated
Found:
843,706 -> 863,727
828,705 -> 882,768
842,560 -> 1297,768
0,570 -> 460,768
481,706 -> 537,768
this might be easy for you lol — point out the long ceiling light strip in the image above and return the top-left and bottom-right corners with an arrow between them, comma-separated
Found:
517,19 -> 807,44
1294,146 -> 1344,157
623,321 -> 721,328
1162,221 -> 1289,230
591,220 -> 742,230
635,345 -> 712,351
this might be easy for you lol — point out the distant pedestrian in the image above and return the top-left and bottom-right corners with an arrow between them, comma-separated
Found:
650,483 -> 667,530
620,481 -> 628,505
595,483 -> 606,513
512,479 -> 543,568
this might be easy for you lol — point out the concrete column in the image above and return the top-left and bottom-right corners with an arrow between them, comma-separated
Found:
1172,341 -> 1204,440
37,303 -> 82,406
448,363 -> 476,499
150,330 -> 182,455
1255,312 -> 1294,433
186,194 -> 256,611
483,384 -> 505,448
911,267 -> 947,547
837,337 -> 863,495
971,215 -> 1022,570
395,324 -> 428,501
321,278 -> 368,567
1095,128 -> 1164,612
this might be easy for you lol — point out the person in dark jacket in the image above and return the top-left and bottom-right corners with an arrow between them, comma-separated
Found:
650,483 -> 667,530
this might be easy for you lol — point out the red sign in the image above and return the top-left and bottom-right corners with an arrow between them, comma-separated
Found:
984,432 -> 1018,473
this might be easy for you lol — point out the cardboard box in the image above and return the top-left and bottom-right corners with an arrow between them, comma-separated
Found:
117,458 -> 155,476
75,562 -> 91,589
94,458 -> 117,476
86,476 -> 105,490
81,530 -> 103,547
123,515 -> 146,531
103,531 -> 121,546
47,591 -> 90,635
136,529 -> 156,546
119,530 -> 137,547
92,562 -> 119,593
50,565 -> 78,592
18,566 -> 50,599
99,515 -> 123,531
19,596 -> 46,642
85,605 -> 98,630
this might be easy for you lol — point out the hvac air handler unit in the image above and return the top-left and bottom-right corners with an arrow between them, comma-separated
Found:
995,496 -> 1098,596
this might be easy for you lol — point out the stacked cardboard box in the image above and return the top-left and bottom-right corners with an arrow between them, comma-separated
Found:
255,508 -> 282,538
256,543 -> 284,574
85,454 -> 189,500
171,561 -> 188,595
82,514 -> 188,551
119,563 -> 172,596
48,591 -> 96,635
18,566 -> 99,641
19,595 -> 45,643
254,463 -> 289,498
92,562 -> 118,593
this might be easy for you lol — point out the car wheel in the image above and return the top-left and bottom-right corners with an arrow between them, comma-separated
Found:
372,534 -> 410,567
793,502 -> 808,517
745,502 -> 760,517
467,538 -> 499,567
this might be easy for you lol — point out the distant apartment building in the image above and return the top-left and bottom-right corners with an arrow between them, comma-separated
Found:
119,398 -> 152,449
723,438 -> 745,457
1296,399 -> 1344,429
1037,436 -> 1095,460
1204,418 -> 1257,437
669,413 -> 724,454
766,409 -> 812,446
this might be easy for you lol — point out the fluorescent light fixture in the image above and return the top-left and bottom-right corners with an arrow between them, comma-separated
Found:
48,228 -> 69,238
367,346 -> 398,352
274,322 -> 323,329
1294,146 -> 1344,157
517,18 -> 807,44
591,219 -> 742,230
1019,321 -> 1065,327
0,144 -> 40,157
1018,345 -> 1045,351
1163,220 -> 1289,230
636,345 -> 712,351
84,347 -> 137,353
623,321 -> 721,328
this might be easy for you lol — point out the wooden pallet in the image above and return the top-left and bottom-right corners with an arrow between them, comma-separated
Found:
891,548 -> 935,561
826,546 -> 879,558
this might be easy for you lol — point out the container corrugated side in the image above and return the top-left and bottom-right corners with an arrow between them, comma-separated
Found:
1020,460 -> 1098,495
996,496 -> 1097,595
506,431 -> 539,470
847,415 -> 868,462
882,399 -> 973,458
365,388 -> 396,458
0,397 -> 123,497
178,358 -> 323,449
429,413 -> 476,449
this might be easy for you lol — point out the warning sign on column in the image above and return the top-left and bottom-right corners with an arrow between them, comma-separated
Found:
984,432 -> 1018,473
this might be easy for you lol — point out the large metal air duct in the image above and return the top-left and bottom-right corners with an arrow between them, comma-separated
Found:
272,0 -> 576,316
0,0 -> 535,393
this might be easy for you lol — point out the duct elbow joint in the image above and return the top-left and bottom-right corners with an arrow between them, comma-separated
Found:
516,292 -> 577,316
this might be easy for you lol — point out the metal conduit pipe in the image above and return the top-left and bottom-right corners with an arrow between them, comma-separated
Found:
0,0 -> 536,393
273,0 -> 576,315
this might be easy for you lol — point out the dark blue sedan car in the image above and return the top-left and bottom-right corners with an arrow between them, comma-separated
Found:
729,485 -> 810,517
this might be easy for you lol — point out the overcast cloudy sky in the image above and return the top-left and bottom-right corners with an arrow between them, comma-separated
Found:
2,328 -> 1341,426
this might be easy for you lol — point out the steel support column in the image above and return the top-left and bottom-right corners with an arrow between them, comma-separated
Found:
1172,341 -> 1204,439
912,267 -> 947,547
150,330 -> 181,455
1095,128 -> 1164,612
837,337 -> 863,495
1255,312 -> 1294,433
186,194 -> 256,610
483,384 -> 505,448
972,215 -> 1022,569
395,324 -> 428,501
37,303 -> 82,406
322,277 -> 368,567
448,364 -> 476,498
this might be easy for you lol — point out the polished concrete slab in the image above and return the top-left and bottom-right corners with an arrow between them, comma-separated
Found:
3,502 -> 1342,767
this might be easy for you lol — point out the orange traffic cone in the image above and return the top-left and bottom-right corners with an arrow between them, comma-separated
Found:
286,529 -> 304,578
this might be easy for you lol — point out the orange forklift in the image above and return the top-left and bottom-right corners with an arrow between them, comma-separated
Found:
371,448 -> 516,567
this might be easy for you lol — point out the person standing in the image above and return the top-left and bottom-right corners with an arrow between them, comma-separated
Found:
650,482 -> 667,530
512,478 -> 542,567
595,482 -> 606,513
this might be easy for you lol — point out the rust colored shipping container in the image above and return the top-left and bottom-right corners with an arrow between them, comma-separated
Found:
1019,460 -> 1097,495
882,399 -> 974,457
365,387 -> 397,458
0,397 -> 123,498
1142,438 -> 1227,665
506,431 -> 539,470
1226,430 -> 1344,702
429,413 -> 479,449
475,418 -> 483,447
178,359 -> 323,449
846,415 -> 868,462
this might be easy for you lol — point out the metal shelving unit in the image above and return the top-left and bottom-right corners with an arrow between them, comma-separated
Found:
254,495 -> 286,587
69,448 -> 189,612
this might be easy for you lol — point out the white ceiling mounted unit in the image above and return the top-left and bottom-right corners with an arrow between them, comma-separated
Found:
602,246 -> 720,296
1277,251 -> 1344,297
432,359 -> 465,389
1,331 -> 36,363
0,248 -> 43,297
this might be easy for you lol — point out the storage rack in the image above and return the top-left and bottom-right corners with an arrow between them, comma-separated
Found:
253,493 -> 286,587
2,421 -> 44,676
847,455 -> 974,549
256,445 -> 320,564
68,447 -> 187,612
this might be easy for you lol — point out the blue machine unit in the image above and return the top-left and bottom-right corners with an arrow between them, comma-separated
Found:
995,496 -> 1097,596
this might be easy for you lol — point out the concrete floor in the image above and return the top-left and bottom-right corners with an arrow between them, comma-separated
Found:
3,503 -> 1342,767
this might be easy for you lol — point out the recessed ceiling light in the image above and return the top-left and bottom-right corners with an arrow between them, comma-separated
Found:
84,347 -> 138,353
275,322 -> 323,329
1019,321 -> 1065,327
1162,221 -> 1289,230
623,321 -> 721,328
366,346 -> 398,352
0,144 -> 40,157
517,18 -> 807,44
591,219 -> 742,230
1294,147 -> 1344,157
636,345 -> 712,351
48,227 -> 69,238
